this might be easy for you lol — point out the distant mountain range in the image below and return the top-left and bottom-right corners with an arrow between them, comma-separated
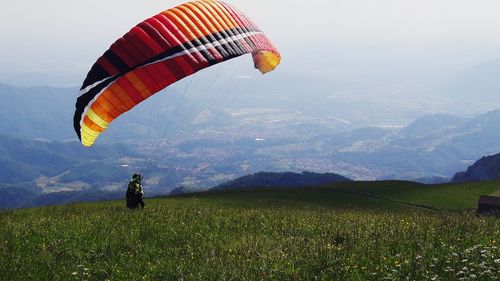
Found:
0,134 -> 136,185
324,110 -> 500,180
0,83 -> 212,143
0,185 -> 125,209
0,134 -> 146,208
3,83 -> 500,208
0,84 -> 75,140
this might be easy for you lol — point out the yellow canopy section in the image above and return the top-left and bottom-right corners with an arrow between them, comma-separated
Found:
253,51 -> 281,74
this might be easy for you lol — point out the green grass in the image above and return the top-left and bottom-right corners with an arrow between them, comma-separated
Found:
0,181 -> 499,280
325,180 -> 500,210
490,188 -> 500,197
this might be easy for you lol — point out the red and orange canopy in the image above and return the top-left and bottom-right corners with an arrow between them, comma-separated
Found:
74,0 -> 280,146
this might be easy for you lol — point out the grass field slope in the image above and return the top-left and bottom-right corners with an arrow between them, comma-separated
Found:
1,181 -> 499,280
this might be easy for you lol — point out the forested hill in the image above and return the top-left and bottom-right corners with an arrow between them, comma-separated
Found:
453,153 -> 500,183
212,171 -> 352,191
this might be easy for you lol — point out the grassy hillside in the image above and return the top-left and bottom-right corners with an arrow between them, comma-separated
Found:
1,181 -> 499,280
323,180 -> 500,210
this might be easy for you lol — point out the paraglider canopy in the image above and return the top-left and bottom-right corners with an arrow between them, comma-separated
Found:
74,0 -> 281,147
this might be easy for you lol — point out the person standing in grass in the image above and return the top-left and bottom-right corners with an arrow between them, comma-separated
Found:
126,173 -> 145,209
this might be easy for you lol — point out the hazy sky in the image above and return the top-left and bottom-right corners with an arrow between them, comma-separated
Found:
2,0 -> 500,88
